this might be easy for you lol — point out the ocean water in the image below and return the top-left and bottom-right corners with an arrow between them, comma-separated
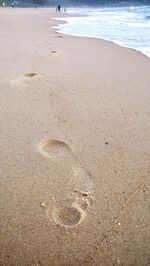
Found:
53,5 -> 150,58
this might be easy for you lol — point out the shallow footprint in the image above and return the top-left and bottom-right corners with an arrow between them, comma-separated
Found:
50,50 -> 63,57
38,139 -> 71,160
55,36 -> 63,39
11,72 -> 42,87
50,193 -> 92,228
39,139 -> 94,227
23,73 -> 38,78
52,205 -> 82,227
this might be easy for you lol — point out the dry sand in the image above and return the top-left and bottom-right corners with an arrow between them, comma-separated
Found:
0,7 -> 150,266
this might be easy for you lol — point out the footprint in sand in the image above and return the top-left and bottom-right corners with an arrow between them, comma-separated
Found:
55,35 -> 63,39
11,73 -> 43,87
38,139 -> 94,228
23,73 -> 38,78
50,50 -> 63,57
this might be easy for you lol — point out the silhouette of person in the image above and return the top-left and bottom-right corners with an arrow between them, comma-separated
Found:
58,5 -> 61,12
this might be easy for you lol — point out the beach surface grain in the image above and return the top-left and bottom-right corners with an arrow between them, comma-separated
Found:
0,7 -> 150,266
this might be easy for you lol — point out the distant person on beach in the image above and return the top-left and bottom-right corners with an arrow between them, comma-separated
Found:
11,2 -> 14,8
57,5 -> 61,12
2,2 -> 5,7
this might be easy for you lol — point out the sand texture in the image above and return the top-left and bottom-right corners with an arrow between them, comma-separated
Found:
0,7 -> 150,266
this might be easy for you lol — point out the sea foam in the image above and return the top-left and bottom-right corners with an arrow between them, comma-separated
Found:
53,5 -> 150,58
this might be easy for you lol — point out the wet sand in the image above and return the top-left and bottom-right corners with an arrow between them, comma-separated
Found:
0,7 -> 150,266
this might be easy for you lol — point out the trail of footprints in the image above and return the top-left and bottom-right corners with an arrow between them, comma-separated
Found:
11,49 -> 63,86
11,70 -> 94,227
38,140 -> 94,228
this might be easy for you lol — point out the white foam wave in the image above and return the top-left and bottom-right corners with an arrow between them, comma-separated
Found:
53,5 -> 150,58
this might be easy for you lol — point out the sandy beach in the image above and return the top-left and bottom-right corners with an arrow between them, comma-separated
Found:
0,7 -> 150,266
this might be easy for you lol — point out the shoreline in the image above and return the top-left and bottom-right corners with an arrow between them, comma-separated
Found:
0,7 -> 150,266
52,8 -> 150,59
54,19 -> 150,59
